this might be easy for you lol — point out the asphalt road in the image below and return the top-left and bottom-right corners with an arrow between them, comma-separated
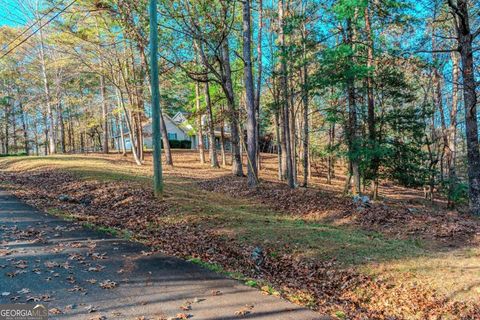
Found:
0,190 -> 328,320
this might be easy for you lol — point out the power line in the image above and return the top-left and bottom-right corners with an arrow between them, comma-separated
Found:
0,1 -> 31,26
0,0 -> 77,61
0,13 -> 28,27
0,1 -> 65,53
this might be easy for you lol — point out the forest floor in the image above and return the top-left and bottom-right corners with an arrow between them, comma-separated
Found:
0,151 -> 479,319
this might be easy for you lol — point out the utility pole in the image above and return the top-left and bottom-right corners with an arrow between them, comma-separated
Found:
149,0 -> 163,196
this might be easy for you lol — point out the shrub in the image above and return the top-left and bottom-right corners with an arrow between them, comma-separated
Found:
161,140 -> 191,149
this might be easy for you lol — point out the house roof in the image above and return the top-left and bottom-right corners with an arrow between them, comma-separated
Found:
114,111 -> 231,139
115,113 -> 190,138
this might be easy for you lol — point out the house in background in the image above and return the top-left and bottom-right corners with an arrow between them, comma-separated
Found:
115,111 -> 232,151
117,112 -> 193,150
198,115 -> 232,151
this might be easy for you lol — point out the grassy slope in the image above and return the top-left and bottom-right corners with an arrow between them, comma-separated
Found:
0,154 -> 478,304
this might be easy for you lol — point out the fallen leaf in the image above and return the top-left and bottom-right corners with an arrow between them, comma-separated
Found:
85,305 -> 97,313
17,288 -> 30,294
99,280 -> 117,289
49,308 -> 62,315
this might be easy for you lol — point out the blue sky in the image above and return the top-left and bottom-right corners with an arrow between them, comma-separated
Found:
0,0 -> 34,27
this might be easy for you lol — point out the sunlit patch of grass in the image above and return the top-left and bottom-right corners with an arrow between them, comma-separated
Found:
286,291 -> 316,308
187,257 -> 248,281
188,257 -> 224,273
243,219 -> 423,264
245,279 -> 258,287
333,310 -> 347,319
80,221 -> 132,239
46,208 -> 77,221
366,247 -> 480,303
261,285 -> 281,296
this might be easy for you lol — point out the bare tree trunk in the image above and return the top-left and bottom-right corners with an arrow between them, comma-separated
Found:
118,88 -> 142,165
128,42 -> 144,161
220,120 -> 227,166
38,24 -> 56,154
11,101 -> 17,153
100,75 -> 109,154
33,116 -> 39,155
204,81 -> 219,168
42,112 -> 48,155
365,4 -> 378,199
344,162 -> 353,195
275,110 -> 283,180
243,0 -> 258,187
346,18 -> 361,195
115,88 -> 127,156
67,112 -> 74,152
57,103 -> 66,153
327,122 -> 335,184
160,112 -> 173,165
436,68 -> 449,183
4,102 -> 9,154
109,117 -> 116,150
221,40 -> 243,176
448,0 -> 480,214
290,92 -> 297,185
80,130 -> 85,153
279,0 -> 294,188
20,102 -> 29,155
448,51 -> 459,207
301,12 -> 309,187
195,81 -> 205,164
255,0 -> 263,173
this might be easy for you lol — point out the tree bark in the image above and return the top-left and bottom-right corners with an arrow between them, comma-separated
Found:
42,112 -> 48,155
364,4 -> 378,199
195,81 -> 205,164
221,40 -> 243,176
220,119 -> 227,166
275,110 -> 283,180
447,51 -> 459,207
160,111 -> 173,165
327,122 -> 335,184
33,116 -> 39,155
346,18 -> 361,195
38,25 -> 56,154
4,101 -> 9,154
100,75 -> 109,154
243,0 -> 258,188
204,81 -> 219,168
115,88 -> 127,156
20,102 -> 29,155
279,0 -> 294,188
448,0 -> 480,214
301,11 -> 309,187
57,102 -> 66,153
255,0 -> 263,173
117,87 -> 142,165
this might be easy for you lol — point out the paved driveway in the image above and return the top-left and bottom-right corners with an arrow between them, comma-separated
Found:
0,190 -> 328,320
